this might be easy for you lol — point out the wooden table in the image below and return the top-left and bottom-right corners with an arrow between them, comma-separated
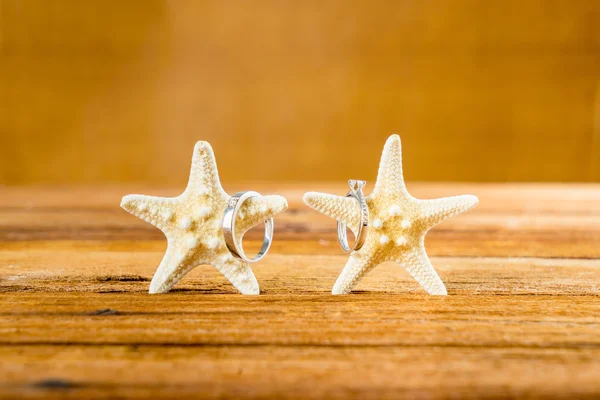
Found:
1,183 -> 599,399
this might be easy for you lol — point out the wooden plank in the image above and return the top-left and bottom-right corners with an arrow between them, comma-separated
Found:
1,345 -> 598,399
1,249 -> 600,295
1,292 -> 599,346
1,184 -> 599,258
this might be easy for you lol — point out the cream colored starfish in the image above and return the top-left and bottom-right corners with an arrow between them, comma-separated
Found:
304,135 -> 478,295
121,141 -> 288,295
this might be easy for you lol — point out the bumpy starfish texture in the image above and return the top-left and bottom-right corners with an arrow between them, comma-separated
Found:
121,141 -> 288,295
304,135 -> 478,295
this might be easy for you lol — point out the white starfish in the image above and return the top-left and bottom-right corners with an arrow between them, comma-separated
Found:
304,134 -> 478,295
121,141 -> 288,294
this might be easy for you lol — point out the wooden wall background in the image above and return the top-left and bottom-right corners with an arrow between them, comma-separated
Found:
1,0 -> 599,184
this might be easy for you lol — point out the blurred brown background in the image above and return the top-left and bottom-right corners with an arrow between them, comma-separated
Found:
1,0 -> 599,185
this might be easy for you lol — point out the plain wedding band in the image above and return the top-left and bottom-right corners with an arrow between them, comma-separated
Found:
222,191 -> 274,263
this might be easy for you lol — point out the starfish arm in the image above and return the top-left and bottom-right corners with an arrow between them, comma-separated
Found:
212,252 -> 260,295
120,194 -> 178,230
235,195 -> 288,239
332,252 -> 378,295
372,134 -> 410,200
184,141 -> 228,200
417,194 -> 479,229
400,244 -> 447,295
303,192 -> 360,233
148,239 -> 198,294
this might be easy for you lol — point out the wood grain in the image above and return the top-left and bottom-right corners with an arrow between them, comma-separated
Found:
1,1 -> 600,184
0,183 -> 599,399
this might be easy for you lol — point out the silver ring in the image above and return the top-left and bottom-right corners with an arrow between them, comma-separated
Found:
222,191 -> 273,263
337,180 -> 369,253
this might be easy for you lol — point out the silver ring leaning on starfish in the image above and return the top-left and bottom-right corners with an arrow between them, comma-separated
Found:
222,191 -> 274,263
337,180 -> 369,253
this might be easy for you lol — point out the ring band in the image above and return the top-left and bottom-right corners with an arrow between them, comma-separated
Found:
222,191 -> 274,263
337,180 -> 369,253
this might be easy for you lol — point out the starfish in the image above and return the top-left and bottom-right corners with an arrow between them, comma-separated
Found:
304,134 -> 478,295
121,141 -> 288,295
